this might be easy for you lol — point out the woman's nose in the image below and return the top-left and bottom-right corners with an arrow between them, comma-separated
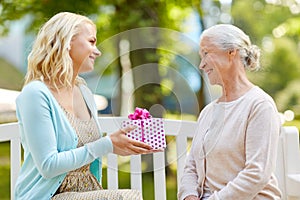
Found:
94,46 -> 101,57
199,59 -> 206,69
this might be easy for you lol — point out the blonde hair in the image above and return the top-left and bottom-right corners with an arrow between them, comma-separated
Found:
201,24 -> 261,71
24,12 -> 96,89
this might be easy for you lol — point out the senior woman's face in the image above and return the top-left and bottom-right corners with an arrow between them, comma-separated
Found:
199,37 -> 229,86
69,23 -> 101,74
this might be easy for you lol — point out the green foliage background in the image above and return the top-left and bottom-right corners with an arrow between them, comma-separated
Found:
1,0 -> 300,199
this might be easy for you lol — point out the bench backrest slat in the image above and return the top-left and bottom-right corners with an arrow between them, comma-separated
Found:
153,151 -> 167,200
106,153 -> 119,189
0,122 -> 20,200
130,155 -> 142,190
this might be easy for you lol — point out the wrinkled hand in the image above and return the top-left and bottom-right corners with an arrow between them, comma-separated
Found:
109,125 -> 158,156
184,195 -> 200,200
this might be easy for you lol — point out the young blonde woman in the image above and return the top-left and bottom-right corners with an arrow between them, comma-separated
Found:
178,24 -> 281,200
15,12 -> 153,200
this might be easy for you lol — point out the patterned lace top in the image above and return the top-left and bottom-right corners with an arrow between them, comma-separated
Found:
55,106 -> 102,194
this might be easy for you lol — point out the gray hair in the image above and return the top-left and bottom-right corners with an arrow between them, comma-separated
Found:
200,24 -> 261,71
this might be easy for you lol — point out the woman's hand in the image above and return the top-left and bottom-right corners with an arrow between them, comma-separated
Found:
184,195 -> 200,200
109,125 -> 157,156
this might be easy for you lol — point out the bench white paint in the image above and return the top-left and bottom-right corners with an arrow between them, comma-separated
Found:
276,126 -> 300,200
1,117 -> 300,200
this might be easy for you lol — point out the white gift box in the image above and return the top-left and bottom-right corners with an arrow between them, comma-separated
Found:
121,118 -> 166,149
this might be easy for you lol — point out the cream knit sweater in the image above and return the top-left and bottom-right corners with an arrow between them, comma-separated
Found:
178,86 -> 281,200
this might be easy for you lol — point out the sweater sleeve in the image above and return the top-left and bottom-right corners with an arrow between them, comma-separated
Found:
85,136 -> 113,158
208,100 -> 280,200
78,84 -> 114,157
16,84 -> 111,179
178,136 -> 201,200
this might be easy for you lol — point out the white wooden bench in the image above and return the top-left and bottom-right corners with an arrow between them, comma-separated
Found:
1,117 -> 300,200
276,126 -> 300,200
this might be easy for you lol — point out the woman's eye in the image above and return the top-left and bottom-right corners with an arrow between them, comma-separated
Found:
201,52 -> 208,59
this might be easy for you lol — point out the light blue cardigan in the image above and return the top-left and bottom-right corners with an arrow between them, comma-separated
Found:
14,80 -> 113,200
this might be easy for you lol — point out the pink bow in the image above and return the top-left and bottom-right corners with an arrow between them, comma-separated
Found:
128,107 -> 152,120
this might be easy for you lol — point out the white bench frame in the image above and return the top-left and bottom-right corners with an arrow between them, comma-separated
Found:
1,117 -> 300,200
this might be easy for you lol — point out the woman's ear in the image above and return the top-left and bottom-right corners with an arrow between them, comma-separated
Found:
227,49 -> 237,64
228,49 -> 237,57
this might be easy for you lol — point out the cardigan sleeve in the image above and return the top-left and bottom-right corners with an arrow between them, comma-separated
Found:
208,100 -> 280,200
16,83 -> 112,179
78,84 -> 114,157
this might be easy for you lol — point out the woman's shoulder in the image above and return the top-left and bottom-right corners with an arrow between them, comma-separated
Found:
248,86 -> 275,102
22,80 -> 47,91
197,100 -> 216,120
18,80 -> 50,101
246,86 -> 278,110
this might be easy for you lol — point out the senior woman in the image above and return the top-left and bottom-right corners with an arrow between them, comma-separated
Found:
178,24 -> 281,200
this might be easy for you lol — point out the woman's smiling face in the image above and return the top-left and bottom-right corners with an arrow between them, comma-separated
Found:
199,37 -> 231,86
69,23 -> 101,75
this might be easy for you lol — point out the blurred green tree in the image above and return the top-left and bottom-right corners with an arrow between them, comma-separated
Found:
0,0 -> 101,36
231,0 -> 300,114
260,37 -> 300,97
0,0 -> 204,117
276,80 -> 300,115
0,58 -> 23,90
95,0 -> 203,116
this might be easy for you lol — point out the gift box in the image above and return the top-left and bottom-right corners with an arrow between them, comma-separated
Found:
122,107 -> 166,149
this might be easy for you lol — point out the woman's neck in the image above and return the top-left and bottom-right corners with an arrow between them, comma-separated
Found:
218,76 -> 254,102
